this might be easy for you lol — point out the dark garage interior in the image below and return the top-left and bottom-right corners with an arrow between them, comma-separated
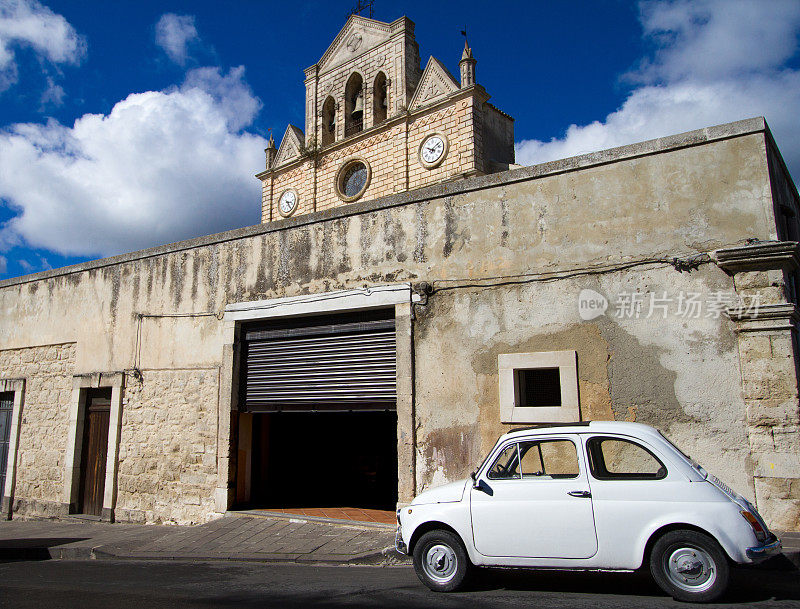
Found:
243,411 -> 398,511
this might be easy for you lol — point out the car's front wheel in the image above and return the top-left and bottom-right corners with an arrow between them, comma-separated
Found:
412,530 -> 471,592
649,529 -> 730,602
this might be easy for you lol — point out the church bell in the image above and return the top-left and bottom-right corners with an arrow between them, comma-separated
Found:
352,90 -> 364,116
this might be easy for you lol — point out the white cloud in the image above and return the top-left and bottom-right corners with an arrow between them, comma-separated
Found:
155,13 -> 198,66
39,75 -> 64,107
516,0 -> 800,181
0,0 -> 86,91
0,66 -> 267,257
0,255 -> 6,274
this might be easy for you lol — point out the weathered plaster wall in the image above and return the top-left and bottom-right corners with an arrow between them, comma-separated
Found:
412,266 -> 752,499
0,119 -> 791,526
0,343 -> 75,517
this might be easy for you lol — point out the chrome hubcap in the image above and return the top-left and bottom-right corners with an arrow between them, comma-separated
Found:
665,546 -> 716,592
423,543 -> 457,583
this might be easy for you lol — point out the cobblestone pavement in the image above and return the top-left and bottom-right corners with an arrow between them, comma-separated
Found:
0,514 -> 402,564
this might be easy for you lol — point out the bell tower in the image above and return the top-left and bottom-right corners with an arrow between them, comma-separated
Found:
257,15 -> 515,222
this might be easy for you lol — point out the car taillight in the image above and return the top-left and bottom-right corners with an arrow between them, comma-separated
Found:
741,511 -> 767,542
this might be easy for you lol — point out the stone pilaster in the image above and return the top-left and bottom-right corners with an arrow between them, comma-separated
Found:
1,378 -> 25,519
395,301 -> 415,504
714,241 -> 800,530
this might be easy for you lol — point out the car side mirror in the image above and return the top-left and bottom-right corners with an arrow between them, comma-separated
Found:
470,473 -> 493,495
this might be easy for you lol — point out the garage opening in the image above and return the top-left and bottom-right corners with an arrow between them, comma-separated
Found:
247,411 -> 397,510
236,308 -> 398,515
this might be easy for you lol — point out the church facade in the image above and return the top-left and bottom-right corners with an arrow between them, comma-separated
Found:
257,15 -> 514,221
1,16 -> 799,532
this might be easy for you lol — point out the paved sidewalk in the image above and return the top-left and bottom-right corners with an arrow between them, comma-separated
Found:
0,514 -> 404,565
0,519 -> 171,560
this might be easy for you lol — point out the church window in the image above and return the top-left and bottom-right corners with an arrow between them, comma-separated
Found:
335,157 -> 371,202
344,73 -> 364,137
373,71 -> 387,124
321,96 -> 336,146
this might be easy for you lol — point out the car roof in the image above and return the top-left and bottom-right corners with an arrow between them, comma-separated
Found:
501,421 -> 664,441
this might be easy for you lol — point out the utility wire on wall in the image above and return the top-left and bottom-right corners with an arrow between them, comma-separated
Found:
425,239 -> 764,295
130,311 -> 222,382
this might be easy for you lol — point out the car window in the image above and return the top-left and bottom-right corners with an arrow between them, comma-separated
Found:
519,439 -> 579,479
487,443 -> 520,480
587,436 -> 667,480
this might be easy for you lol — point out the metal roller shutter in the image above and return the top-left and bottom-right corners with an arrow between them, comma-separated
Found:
240,310 -> 396,412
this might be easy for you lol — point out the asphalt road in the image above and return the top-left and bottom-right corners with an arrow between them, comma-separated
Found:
0,559 -> 798,608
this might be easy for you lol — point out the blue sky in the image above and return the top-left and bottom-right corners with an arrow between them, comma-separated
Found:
0,0 -> 799,279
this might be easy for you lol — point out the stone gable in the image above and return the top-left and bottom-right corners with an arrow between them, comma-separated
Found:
316,15 -> 396,74
408,57 -> 460,111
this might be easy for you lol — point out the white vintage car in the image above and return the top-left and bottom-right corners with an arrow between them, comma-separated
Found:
396,421 -> 781,602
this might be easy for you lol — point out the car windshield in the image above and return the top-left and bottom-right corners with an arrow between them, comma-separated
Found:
658,430 -> 707,477
471,447 -> 495,479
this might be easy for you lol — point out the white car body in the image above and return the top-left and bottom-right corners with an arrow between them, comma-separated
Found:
396,422 -> 780,573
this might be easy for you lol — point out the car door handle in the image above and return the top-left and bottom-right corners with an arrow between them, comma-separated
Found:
567,490 -> 592,498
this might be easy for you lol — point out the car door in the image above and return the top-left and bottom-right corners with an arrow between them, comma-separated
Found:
583,434 -> 682,564
470,435 -> 598,558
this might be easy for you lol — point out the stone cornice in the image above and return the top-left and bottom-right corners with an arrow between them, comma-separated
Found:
712,241 -> 800,274
728,303 -> 800,332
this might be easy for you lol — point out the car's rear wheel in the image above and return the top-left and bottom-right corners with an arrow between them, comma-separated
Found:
649,529 -> 730,602
412,530 -> 471,592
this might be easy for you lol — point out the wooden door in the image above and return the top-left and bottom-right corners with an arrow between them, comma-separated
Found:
78,389 -> 111,516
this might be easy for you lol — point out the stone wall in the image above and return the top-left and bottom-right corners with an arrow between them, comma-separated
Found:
0,343 -> 75,517
114,368 -> 219,524
2,118 -> 797,528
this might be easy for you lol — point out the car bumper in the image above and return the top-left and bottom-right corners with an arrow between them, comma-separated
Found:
395,514 -> 408,554
746,536 -> 782,561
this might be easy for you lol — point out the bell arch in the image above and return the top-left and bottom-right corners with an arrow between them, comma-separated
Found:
344,72 -> 364,137
321,96 -> 336,146
373,71 -> 388,125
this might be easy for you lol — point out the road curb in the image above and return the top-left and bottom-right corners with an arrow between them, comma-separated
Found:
347,546 -> 411,566
226,510 -> 395,531
90,541 -> 408,565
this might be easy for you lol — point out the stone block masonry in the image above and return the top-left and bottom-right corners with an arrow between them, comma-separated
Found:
114,369 -> 220,525
0,343 -> 75,518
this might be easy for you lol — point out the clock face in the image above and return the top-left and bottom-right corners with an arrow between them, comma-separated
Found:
420,134 -> 447,168
278,189 -> 298,217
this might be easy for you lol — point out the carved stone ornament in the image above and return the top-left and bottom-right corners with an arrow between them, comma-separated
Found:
346,33 -> 363,52
423,83 -> 442,101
